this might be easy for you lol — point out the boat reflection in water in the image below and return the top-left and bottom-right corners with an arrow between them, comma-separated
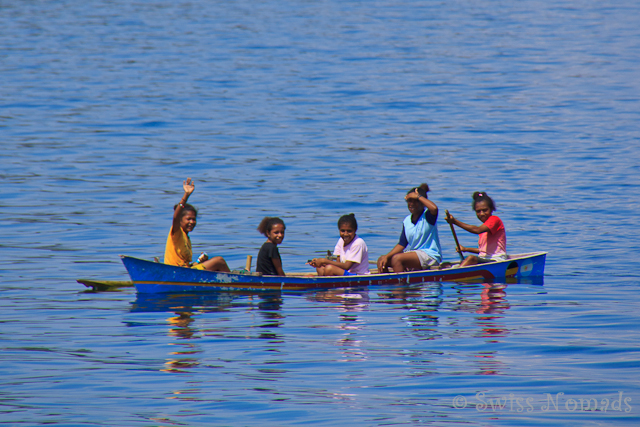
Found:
129,290 -> 284,373
127,278 -> 542,374
131,290 -> 284,316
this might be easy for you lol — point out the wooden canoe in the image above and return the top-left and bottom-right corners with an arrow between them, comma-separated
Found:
120,252 -> 546,293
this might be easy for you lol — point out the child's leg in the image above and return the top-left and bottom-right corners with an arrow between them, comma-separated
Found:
460,255 -> 478,267
317,265 -> 346,276
202,256 -> 230,272
325,265 -> 346,276
390,252 -> 422,272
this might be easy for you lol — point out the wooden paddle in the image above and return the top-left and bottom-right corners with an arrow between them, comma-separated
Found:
445,210 -> 464,262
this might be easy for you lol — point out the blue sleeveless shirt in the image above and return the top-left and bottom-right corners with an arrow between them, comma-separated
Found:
399,210 -> 443,263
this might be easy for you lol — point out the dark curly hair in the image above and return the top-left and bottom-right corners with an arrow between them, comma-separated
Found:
257,216 -> 286,236
472,192 -> 496,212
407,183 -> 430,198
174,203 -> 197,218
337,213 -> 358,231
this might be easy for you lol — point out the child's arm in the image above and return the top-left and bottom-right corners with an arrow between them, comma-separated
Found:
272,257 -> 285,276
460,246 -> 479,254
377,244 -> 405,271
446,215 -> 490,235
171,178 -> 195,235
406,189 -> 438,216
310,258 -> 354,271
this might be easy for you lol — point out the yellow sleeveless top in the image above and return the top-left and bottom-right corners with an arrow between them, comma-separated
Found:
164,226 -> 192,267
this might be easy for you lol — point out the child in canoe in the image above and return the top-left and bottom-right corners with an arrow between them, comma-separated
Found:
256,217 -> 286,276
445,191 -> 507,266
164,178 -> 230,271
377,183 -> 443,272
378,184 -> 442,273
309,214 -> 370,276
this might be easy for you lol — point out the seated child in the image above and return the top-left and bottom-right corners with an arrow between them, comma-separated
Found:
164,177 -> 230,272
445,192 -> 507,266
256,217 -> 286,276
376,183 -> 443,273
309,214 -> 370,276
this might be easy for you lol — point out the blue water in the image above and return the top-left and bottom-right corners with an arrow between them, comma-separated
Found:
1,0 -> 640,425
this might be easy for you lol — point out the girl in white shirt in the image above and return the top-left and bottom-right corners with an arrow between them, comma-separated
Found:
309,214 -> 370,276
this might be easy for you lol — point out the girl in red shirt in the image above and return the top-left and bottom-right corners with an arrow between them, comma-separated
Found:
446,192 -> 507,267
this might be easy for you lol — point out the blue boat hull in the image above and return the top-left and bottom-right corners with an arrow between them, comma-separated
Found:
121,252 -> 546,293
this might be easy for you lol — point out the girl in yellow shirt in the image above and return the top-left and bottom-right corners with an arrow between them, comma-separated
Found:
164,178 -> 230,272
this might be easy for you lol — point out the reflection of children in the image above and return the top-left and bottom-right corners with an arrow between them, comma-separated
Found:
164,178 -> 230,272
256,217 -> 286,276
446,192 -> 507,267
309,214 -> 370,276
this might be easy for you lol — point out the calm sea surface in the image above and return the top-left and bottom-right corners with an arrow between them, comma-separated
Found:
1,0 -> 640,425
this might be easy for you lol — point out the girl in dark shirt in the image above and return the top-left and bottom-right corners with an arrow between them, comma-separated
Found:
256,217 -> 286,276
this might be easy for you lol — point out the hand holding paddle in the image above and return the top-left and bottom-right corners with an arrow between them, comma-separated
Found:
445,210 -> 465,262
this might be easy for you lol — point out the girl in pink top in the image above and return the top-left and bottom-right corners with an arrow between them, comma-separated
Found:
445,192 -> 507,267
309,214 -> 370,276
